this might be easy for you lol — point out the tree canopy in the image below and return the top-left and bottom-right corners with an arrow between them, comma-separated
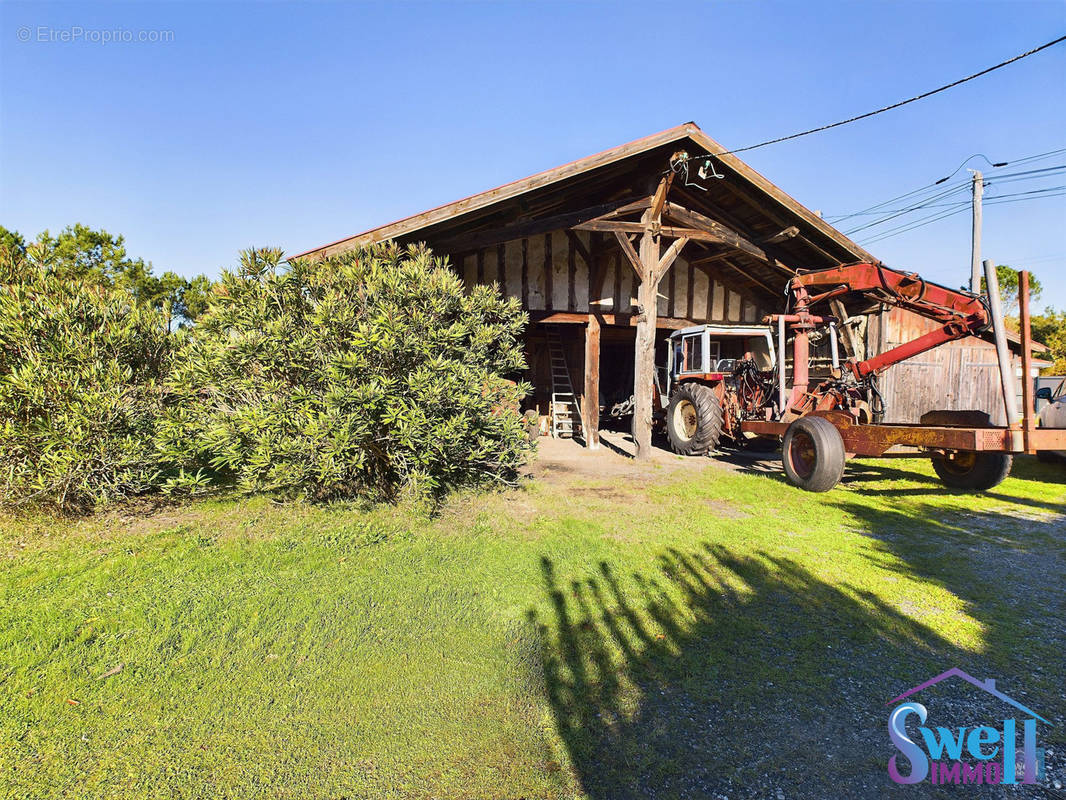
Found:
0,223 -> 212,326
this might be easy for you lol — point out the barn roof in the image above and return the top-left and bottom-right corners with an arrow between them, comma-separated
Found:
292,122 -> 878,302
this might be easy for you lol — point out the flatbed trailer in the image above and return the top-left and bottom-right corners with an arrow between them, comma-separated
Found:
740,262 -> 1062,492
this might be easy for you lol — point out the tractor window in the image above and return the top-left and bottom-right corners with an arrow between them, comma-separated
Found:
746,336 -> 773,370
682,334 -> 703,373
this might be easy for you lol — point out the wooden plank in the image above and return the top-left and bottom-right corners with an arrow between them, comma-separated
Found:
685,258 -> 695,319
574,232 -> 590,312
497,242 -> 507,293
692,268 -> 709,319
504,240 -> 522,300
543,232 -> 554,311
613,231 -> 644,281
552,231 -> 569,310
462,253 -> 477,293
609,253 -> 622,312
664,203 -> 794,272
830,298 -> 862,358
530,310 -> 703,330
567,233 -> 577,311
583,315 -> 601,449
719,258 -> 779,295
649,173 -> 674,223
655,236 -> 689,282
711,280 -> 725,320
430,198 -> 643,254
521,238 -> 530,306
763,225 -> 800,244
527,235 -> 546,310
617,254 -> 631,312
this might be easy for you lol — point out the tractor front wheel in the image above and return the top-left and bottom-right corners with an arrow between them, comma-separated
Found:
782,416 -> 846,492
932,451 -> 1012,491
666,382 -> 723,456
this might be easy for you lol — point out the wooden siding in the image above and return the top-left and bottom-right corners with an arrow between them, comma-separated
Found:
876,308 -> 1009,425
452,230 -> 767,325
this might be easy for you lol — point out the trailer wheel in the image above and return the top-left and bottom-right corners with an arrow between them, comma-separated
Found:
666,382 -> 723,456
782,416 -> 846,492
932,452 -> 1012,491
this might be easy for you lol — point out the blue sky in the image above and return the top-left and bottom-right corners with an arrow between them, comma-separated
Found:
2,1 -> 1064,307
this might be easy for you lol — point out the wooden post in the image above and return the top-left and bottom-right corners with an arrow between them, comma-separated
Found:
583,315 -> 601,449
970,170 -> 983,293
1019,270 -> 1035,453
632,207 -> 661,460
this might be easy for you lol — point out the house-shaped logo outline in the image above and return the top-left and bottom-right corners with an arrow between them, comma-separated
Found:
885,667 -> 1051,725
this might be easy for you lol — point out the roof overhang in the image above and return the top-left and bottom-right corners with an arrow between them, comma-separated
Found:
292,122 -> 878,274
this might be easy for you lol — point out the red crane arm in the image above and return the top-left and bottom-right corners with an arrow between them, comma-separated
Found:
789,262 -> 990,379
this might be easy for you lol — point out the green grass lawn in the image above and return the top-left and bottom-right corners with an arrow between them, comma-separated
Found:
1,455 -> 1063,799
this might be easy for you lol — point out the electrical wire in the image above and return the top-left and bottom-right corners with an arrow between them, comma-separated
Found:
826,158 -> 1066,223
859,190 -> 1066,245
842,185 -> 1066,218
676,34 -> 1066,160
843,183 -> 972,235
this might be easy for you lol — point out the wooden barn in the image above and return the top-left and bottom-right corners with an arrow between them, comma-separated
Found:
295,122 -> 1045,450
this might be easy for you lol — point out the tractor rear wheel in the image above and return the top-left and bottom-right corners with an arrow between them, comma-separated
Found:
782,416 -> 846,492
932,452 -> 1012,491
666,382 -> 723,456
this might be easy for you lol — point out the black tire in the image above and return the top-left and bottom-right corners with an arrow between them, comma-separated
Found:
932,452 -> 1012,491
781,416 -> 846,492
666,382 -> 724,456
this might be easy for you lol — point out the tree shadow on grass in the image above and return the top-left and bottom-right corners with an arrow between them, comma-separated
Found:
528,543 -> 1057,800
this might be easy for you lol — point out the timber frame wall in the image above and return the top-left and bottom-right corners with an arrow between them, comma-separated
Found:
450,230 -> 766,324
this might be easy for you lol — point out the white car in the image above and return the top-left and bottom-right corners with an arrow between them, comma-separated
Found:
1036,379 -> 1066,461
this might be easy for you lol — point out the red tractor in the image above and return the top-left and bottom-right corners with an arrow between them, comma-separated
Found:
660,262 -> 1066,492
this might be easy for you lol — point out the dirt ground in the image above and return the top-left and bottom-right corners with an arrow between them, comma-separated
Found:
528,429 -> 780,486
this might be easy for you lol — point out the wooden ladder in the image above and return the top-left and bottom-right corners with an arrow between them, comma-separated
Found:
547,327 -> 582,439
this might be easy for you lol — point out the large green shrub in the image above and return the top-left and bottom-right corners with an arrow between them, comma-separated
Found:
157,243 -> 531,501
0,252 -> 172,511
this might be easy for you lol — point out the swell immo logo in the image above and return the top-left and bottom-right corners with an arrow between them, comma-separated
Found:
887,668 -> 1050,786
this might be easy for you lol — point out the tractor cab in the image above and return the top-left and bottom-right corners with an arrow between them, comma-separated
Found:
664,324 -> 776,397
660,324 -> 779,457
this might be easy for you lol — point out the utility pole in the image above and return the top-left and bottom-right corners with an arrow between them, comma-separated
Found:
969,169 -> 983,293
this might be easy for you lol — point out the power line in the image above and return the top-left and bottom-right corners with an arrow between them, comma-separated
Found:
860,190 -> 1066,245
828,163 -> 1066,227
697,34 -> 1066,158
843,183 -> 971,235
841,184 -> 1066,218
825,178 -> 970,223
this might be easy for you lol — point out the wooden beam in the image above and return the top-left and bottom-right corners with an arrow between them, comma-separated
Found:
434,196 -> 645,253
565,229 -> 592,268
718,258 -> 778,295
598,196 -> 654,220
762,225 -> 800,244
633,207 -> 661,461
613,231 -> 644,282
655,236 -> 689,283
830,298 -> 862,359
587,233 -> 610,307
649,174 -> 674,224
663,202 -> 794,273
583,315 -> 601,449
530,310 -> 700,330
